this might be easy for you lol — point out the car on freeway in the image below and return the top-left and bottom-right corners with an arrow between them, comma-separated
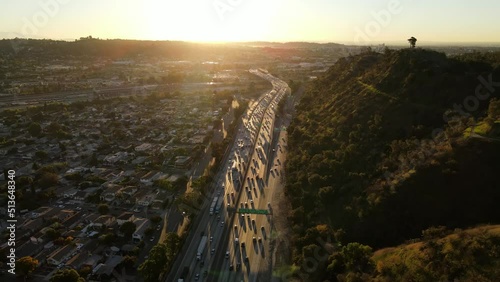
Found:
225,251 -> 230,258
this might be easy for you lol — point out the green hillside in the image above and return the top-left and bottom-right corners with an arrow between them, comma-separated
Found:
373,225 -> 500,281
284,48 -> 500,280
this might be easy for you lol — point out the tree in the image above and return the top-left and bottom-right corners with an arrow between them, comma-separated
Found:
45,228 -> 61,241
17,256 -> 38,281
98,204 -> 109,214
50,269 -> 85,282
17,176 -> 34,192
99,233 -> 115,245
327,242 -> 374,278
164,232 -> 181,261
173,175 -> 189,190
89,152 -> 99,166
28,122 -> 42,137
122,255 -> 137,268
408,36 -> 417,48
488,98 -> 500,120
59,142 -> 66,152
138,244 -> 168,282
78,265 -> 92,279
46,121 -> 62,134
35,150 -> 48,160
120,221 -> 137,238
150,215 -> 162,225
38,172 -> 59,189
144,227 -> 154,237
155,179 -> 173,191
341,243 -> 374,273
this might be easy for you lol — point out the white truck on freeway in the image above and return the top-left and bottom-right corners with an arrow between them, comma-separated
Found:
196,236 -> 208,261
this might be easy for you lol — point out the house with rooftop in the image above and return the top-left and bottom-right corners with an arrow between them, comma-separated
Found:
92,215 -> 115,229
53,209 -> 76,223
82,213 -> 100,225
100,184 -> 123,202
116,212 -> 135,226
31,206 -> 52,219
73,191 -> 87,202
92,255 -> 124,278
140,170 -> 162,185
83,254 -> 103,270
17,240 -> 44,259
63,189 -> 78,198
132,218 -> 149,242
19,218 -> 45,235
47,245 -> 77,266
65,252 -> 91,269
135,190 -> 158,207
31,246 -> 55,267
175,156 -> 192,168
120,186 -> 137,197
135,143 -> 153,152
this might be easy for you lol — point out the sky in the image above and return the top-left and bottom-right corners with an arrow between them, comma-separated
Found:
0,0 -> 499,45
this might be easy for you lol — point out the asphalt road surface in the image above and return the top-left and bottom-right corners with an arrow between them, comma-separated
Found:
168,70 -> 289,282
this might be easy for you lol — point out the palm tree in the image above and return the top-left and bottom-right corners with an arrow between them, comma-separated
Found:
408,37 -> 417,48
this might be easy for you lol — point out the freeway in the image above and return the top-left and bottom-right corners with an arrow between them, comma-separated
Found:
167,70 -> 289,282
0,82 -> 233,109
208,72 -> 289,282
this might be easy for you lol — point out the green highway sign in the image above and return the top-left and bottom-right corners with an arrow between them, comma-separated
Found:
238,208 -> 269,215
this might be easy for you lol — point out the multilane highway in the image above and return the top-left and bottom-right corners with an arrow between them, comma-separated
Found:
168,70 -> 289,282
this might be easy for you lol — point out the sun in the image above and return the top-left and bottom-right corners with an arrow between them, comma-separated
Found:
138,0 -> 274,42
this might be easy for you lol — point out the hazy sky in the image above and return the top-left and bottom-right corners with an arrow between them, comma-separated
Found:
1,0 -> 499,44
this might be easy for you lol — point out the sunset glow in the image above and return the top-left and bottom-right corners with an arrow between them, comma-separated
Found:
1,0 -> 499,44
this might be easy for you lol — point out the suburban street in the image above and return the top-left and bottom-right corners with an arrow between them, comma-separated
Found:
168,69 -> 289,282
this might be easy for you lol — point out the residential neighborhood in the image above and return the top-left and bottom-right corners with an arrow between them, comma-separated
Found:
0,80 -> 246,280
